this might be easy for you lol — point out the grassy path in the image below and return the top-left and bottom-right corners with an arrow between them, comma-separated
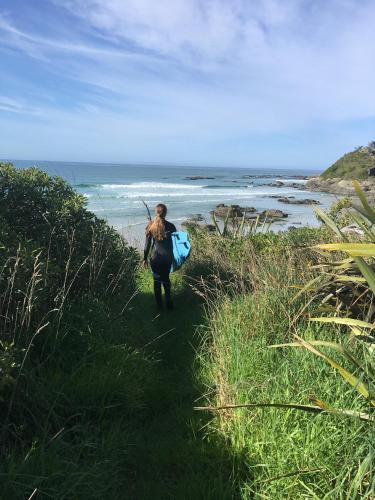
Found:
124,271 -> 241,499
0,269 -> 243,499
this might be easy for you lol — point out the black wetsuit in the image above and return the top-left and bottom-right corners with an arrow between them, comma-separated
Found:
144,220 -> 176,309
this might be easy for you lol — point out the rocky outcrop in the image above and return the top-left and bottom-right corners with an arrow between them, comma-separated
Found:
181,220 -> 216,232
260,180 -> 306,190
211,204 -> 288,221
212,204 -> 257,218
277,197 -> 321,205
268,195 -> 295,199
306,177 -> 375,197
261,209 -> 288,218
287,182 -> 307,190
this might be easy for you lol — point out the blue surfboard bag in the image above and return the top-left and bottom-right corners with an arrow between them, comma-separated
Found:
171,231 -> 191,272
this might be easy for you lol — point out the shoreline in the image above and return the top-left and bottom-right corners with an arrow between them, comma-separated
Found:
107,178 -> 343,248
116,175 -> 374,248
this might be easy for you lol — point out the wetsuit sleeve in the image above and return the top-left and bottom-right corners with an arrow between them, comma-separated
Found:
144,233 -> 152,261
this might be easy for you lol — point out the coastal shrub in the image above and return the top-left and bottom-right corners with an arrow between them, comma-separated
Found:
0,163 -> 137,299
0,164 -> 149,495
0,163 -> 138,345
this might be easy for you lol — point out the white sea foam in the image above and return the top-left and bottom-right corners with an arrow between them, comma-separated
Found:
86,186 -> 308,200
101,182 -> 203,190
123,191 -> 242,198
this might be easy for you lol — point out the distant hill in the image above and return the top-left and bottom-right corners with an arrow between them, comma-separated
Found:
321,142 -> 375,180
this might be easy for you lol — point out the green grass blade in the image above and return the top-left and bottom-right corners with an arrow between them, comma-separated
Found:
271,339 -> 375,381
195,402 -> 324,413
315,243 -> 375,257
253,214 -> 260,233
333,275 -> 367,284
222,209 -> 231,237
353,256 -> 375,295
194,402 -> 372,421
350,212 -> 375,242
314,208 -> 346,239
291,275 -> 327,302
353,180 -> 375,224
211,212 -> 222,236
292,335 -> 375,405
311,397 -> 373,421
310,317 -> 374,329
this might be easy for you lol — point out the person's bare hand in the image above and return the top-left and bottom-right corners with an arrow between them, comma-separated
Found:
142,260 -> 148,269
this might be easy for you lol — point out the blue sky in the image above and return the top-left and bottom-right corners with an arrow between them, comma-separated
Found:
0,0 -> 375,168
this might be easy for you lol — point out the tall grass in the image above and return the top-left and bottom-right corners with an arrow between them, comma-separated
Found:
190,226 -> 374,498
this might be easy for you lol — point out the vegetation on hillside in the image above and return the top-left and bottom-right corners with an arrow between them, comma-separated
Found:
0,164 -> 373,498
322,141 -> 375,180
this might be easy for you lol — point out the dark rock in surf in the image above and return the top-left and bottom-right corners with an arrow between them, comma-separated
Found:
268,181 -> 285,187
188,214 -> 205,222
287,182 -> 306,190
261,209 -> 288,218
277,197 -> 321,205
185,176 -> 215,180
267,195 -> 295,199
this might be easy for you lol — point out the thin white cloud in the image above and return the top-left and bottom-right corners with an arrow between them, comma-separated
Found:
0,13 -> 158,62
0,96 -> 43,115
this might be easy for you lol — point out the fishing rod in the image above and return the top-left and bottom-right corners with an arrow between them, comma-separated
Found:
142,199 -> 152,221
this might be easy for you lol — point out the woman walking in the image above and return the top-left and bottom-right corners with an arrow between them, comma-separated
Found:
143,203 -> 176,310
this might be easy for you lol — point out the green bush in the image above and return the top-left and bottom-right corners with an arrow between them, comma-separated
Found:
0,163 -> 137,299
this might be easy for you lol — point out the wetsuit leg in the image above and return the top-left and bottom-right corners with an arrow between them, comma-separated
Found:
151,256 -> 173,310
153,280 -> 163,309
162,277 -> 173,310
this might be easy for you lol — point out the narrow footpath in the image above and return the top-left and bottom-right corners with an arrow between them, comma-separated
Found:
124,271 -> 242,499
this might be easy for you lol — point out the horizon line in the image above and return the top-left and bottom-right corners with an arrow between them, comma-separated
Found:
2,157 -> 323,172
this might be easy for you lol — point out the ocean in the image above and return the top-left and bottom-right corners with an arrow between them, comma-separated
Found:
9,160 -> 338,247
